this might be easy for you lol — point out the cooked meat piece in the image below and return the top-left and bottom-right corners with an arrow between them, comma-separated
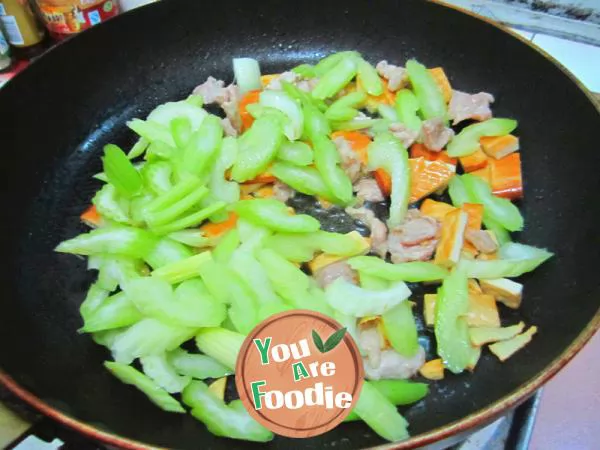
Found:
265,71 -> 299,91
376,60 -> 407,91
220,84 -> 242,132
389,122 -> 419,148
296,77 -> 319,92
389,209 -> 440,245
449,90 -> 495,125
193,76 -> 225,104
221,118 -> 238,137
333,136 -> 363,182
420,118 -> 454,151
273,181 -> 295,203
388,210 -> 441,263
364,347 -> 426,380
389,239 -> 438,263
346,206 -> 388,258
465,229 -> 498,254
314,260 -> 357,289
354,177 -> 384,203
359,326 -> 425,380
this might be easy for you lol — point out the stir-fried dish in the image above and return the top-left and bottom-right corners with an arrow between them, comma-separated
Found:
56,51 -> 553,442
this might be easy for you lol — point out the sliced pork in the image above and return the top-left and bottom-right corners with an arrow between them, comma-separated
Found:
376,60 -> 407,91
420,118 -> 454,151
448,90 -> 495,125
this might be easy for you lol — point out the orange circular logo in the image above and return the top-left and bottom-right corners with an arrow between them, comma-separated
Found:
235,310 -> 364,438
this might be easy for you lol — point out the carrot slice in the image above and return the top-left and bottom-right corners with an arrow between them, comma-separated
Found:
80,204 -> 103,228
374,168 -> 392,196
331,130 -> 371,164
410,143 -> 457,165
428,67 -> 452,103
480,135 -> 519,160
238,89 -> 261,131
200,212 -> 238,238
459,147 -> 489,172
246,171 -> 277,184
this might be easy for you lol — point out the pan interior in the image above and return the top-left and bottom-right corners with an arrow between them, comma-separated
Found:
1,0 -> 599,448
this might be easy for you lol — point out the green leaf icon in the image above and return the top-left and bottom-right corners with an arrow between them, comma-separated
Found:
312,329 -> 325,352
312,328 -> 347,353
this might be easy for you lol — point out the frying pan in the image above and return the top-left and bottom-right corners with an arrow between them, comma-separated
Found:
1,0 -> 599,448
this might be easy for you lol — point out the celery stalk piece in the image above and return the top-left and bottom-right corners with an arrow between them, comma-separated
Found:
92,184 -> 131,224
170,116 -> 193,149
292,63 -> 316,78
484,217 -> 512,245
102,144 -> 143,198
212,229 -> 240,264
447,118 -> 518,157
325,91 -> 367,122
325,278 -> 411,317
395,89 -> 423,131
80,283 -> 110,323
167,348 -> 232,379
270,162 -> 335,200
167,230 -> 209,248
312,57 -> 358,100
405,59 -> 446,122
259,90 -> 304,141
145,238 -> 193,270
151,251 -> 212,284
147,100 -> 207,131
313,51 -> 361,77
81,292 -> 142,333
229,248 -> 283,306
331,118 -> 383,131
349,256 -> 448,282
435,268 -> 479,373
127,119 -> 176,147
182,381 -> 273,442
458,242 -> 553,279
448,175 -> 470,207
312,134 -> 354,205
256,248 -> 311,294
226,271 -> 260,334
367,132 -> 411,227
344,379 -> 428,421
144,177 -> 201,213
145,186 -> 209,227
382,302 -> 420,357
55,226 -> 157,258
302,101 -> 331,140
378,104 -> 399,122
356,58 -> 384,96
231,115 -> 284,182
96,255 -> 143,291
150,202 -> 226,235
179,115 -> 223,177
354,380 -> 410,441
277,141 -> 313,166
140,353 -> 191,393
110,318 -> 198,364
195,327 -> 246,371
104,361 -> 185,413
207,137 -> 240,216
461,174 -> 524,232
233,57 -> 262,94
127,137 -> 149,160
198,260 -> 231,304
233,199 -> 320,233
359,272 -> 390,290
141,161 -> 173,195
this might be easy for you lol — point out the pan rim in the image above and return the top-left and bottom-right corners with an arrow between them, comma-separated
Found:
1,0 -> 599,449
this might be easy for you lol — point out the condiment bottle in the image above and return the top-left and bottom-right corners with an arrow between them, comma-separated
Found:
0,24 -> 12,71
0,0 -> 46,57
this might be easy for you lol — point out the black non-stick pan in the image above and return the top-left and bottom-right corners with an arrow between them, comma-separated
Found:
1,0 -> 599,448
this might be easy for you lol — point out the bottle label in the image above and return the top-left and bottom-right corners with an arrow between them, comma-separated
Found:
0,28 -> 9,55
0,4 -> 5,15
37,0 -> 119,36
0,16 -> 24,45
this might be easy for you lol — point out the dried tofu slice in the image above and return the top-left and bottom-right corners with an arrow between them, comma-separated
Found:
489,326 -> 538,361
479,278 -> 523,309
469,322 -> 526,346
462,203 -> 484,230
467,345 -> 482,371
409,158 -> 456,203
468,279 -> 483,294
480,134 -> 519,160
420,199 -> 456,221
466,294 -> 501,327
435,209 -> 468,267
253,185 -> 274,198
419,358 -> 445,380
410,143 -> 457,165
208,377 -> 228,400
423,294 -> 437,326
429,68 -> 453,103
490,153 -> 523,200
307,254 -> 347,274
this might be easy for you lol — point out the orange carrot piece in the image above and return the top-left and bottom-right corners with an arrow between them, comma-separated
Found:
331,130 -> 371,164
238,89 -> 261,132
200,212 -> 238,238
410,143 -> 457,165
80,204 -> 103,228
459,147 -> 489,173
374,168 -> 392,197
260,74 -> 278,87
428,67 -> 452,103
409,158 -> 456,203
480,135 -> 519,160
246,171 -> 277,184
490,153 -> 523,200
461,203 -> 484,230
